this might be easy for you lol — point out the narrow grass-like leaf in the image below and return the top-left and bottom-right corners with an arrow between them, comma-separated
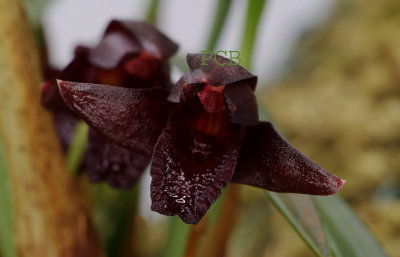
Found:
146,0 -> 159,24
66,121 -> 89,174
160,217 -> 191,257
21,0 -> 49,26
240,0 -> 267,70
89,183 -> 139,257
260,108 -> 329,257
207,187 -> 226,223
314,195 -> 388,257
21,0 -> 49,46
267,192 -> 330,257
0,140 -> 16,257
261,106 -> 386,257
206,0 -> 233,51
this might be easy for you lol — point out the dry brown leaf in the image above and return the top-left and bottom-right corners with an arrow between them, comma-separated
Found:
0,0 -> 104,256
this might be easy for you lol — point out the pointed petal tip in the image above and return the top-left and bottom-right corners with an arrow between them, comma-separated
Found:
336,177 -> 346,192
322,175 -> 345,195
232,122 -> 346,196
56,80 -> 74,104
304,173 -> 345,196
56,80 -> 71,94
56,79 -> 64,86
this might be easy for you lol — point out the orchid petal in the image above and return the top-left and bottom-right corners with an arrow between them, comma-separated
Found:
232,122 -> 344,195
85,130 -> 149,189
53,112 -> 79,151
167,69 -> 207,103
106,20 -> 178,59
42,48 -> 96,112
223,82 -> 259,125
186,53 -> 257,89
88,31 -> 141,69
58,81 -> 172,157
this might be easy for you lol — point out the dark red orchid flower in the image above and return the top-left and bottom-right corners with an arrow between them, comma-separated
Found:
57,53 -> 344,224
41,20 -> 178,189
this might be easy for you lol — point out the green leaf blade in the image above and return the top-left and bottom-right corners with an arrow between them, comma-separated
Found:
314,195 -> 388,257
160,216 -> 191,257
21,0 -> 49,27
240,0 -> 267,70
267,192 -> 330,257
206,0 -> 233,51
66,121 -> 89,174
89,183 -> 139,257
0,140 -> 16,257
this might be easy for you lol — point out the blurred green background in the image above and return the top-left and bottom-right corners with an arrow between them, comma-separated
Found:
261,0 -> 400,256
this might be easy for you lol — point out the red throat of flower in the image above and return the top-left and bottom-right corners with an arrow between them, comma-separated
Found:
194,85 -> 228,141
97,66 -> 127,86
124,50 -> 159,79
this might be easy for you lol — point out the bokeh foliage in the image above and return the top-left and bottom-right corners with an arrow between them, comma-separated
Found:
263,0 -> 400,256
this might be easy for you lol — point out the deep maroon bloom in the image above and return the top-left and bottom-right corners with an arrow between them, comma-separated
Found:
57,53 -> 344,224
41,20 -> 178,189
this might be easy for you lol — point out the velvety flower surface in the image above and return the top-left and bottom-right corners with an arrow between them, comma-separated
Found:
58,53 -> 344,224
41,20 -> 178,189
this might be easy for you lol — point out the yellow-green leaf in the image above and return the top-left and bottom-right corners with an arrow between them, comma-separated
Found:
267,193 -> 330,257
314,196 -> 388,257
0,1 -> 103,255
0,140 -> 16,257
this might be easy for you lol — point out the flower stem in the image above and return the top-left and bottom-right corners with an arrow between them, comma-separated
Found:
240,0 -> 268,70
146,0 -> 160,24
184,216 -> 208,257
161,217 -> 191,257
206,0 -> 233,51
66,121 -> 89,174
183,185 -> 241,257
196,184 -> 241,257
